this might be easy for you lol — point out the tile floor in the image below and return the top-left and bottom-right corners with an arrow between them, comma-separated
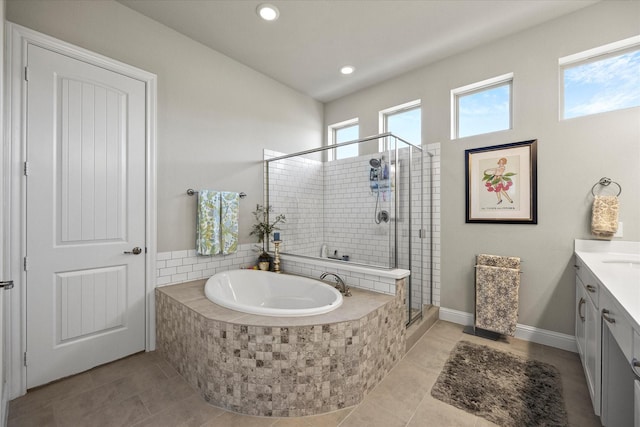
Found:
8,320 -> 602,427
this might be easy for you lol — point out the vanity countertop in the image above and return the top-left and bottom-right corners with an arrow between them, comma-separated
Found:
575,239 -> 640,330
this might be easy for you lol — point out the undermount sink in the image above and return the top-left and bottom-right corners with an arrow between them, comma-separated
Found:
602,260 -> 640,269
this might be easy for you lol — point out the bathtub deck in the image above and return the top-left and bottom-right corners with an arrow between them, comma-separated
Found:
157,277 -> 394,327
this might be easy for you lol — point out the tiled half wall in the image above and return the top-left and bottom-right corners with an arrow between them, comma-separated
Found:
157,244 -> 398,296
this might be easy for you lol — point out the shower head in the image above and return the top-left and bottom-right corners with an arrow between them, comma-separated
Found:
369,158 -> 382,168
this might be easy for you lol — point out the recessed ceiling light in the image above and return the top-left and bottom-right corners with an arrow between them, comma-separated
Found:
340,66 -> 355,75
257,4 -> 279,21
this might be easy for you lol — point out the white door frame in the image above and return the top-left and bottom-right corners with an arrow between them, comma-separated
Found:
3,23 -> 157,398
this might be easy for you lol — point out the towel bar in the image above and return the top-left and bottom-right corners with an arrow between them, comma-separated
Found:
187,189 -> 246,198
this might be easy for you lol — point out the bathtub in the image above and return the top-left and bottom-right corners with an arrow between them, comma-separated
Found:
157,272 -> 407,416
204,269 -> 343,316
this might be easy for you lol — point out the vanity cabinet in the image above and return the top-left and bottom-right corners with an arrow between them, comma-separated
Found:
575,239 -> 640,427
575,257 -> 601,415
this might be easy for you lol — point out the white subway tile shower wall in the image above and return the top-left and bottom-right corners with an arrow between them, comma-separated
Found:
267,150 -> 395,267
323,155 -> 394,267
264,144 -> 441,306
430,143 -> 442,307
264,149 -> 324,258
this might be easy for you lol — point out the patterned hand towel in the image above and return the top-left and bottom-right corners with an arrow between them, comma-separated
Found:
591,195 -> 619,239
477,254 -> 520,270
220,192 -> 239,255
196,190 -> 221,255
475,265 -> 520,336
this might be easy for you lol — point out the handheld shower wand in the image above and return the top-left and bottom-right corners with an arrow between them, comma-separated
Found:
369,158 -> 389,224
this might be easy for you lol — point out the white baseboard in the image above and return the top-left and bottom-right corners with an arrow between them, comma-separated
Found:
438,307 -> 474,326
439,307 -> 577,353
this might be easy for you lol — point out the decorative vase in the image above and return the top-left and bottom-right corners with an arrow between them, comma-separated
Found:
258,261 -> 270,271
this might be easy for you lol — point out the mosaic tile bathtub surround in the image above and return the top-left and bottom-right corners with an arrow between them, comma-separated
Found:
156,278 -> 406,416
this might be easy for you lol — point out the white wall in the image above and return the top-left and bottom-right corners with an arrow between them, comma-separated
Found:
6,0 -> 324,252
7,0 -> 639,336
324,1 -> 640,335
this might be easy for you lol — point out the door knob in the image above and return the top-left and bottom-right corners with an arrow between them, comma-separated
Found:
124,247 -> 143,255
0,280 -> 14,290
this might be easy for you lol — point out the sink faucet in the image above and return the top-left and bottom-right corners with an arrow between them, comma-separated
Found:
320,272 -> 351,297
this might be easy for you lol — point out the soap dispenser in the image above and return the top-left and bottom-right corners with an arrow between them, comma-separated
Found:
320,244 -> 328,258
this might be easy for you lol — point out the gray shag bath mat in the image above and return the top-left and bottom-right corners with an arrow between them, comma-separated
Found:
431,340 -> 568,427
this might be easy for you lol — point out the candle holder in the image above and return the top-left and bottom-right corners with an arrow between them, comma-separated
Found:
273,241 -> 281,273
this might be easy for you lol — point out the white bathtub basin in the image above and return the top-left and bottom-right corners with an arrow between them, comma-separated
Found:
204,269 -> 343,317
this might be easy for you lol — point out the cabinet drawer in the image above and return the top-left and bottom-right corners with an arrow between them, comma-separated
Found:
575,260 -> 599,307
601,288 -> 633,360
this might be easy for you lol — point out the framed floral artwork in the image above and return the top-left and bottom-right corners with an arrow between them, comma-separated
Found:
465,139 -> 537,224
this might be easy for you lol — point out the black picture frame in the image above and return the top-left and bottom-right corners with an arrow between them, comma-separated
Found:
465,139 -> 537,224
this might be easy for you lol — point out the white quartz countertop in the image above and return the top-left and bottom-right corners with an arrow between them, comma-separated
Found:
575,239 -> 640,330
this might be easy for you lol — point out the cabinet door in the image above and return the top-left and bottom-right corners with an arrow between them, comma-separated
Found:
576,280 -> 587,359
585,291 -> 600,415
602,324 -> 634,426
634,380 -> 639,427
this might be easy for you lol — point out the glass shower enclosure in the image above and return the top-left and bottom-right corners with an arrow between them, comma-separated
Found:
265,133 -> 430,326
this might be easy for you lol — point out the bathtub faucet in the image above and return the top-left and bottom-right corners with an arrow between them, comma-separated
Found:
320,272 -> 351,297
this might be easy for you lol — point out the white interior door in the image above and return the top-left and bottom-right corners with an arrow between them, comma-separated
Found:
26,44 -> 147,388
0,283 -> 5,421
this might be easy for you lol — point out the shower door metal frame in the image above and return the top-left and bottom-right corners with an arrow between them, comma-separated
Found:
264,133 -> 429,328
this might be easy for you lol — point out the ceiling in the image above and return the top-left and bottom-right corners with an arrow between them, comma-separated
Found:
117,0 -> 597,103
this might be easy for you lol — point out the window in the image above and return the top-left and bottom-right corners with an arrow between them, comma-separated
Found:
379,100 -> 421,151
328,119 -> 359,160
451,73 -> 513,139
560,36 -> 640,120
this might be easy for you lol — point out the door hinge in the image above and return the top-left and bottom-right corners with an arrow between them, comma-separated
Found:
23,352 -> 27,367
24,66 -> 29,82
24,161 -> 30,176
23,257 -> 28,271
